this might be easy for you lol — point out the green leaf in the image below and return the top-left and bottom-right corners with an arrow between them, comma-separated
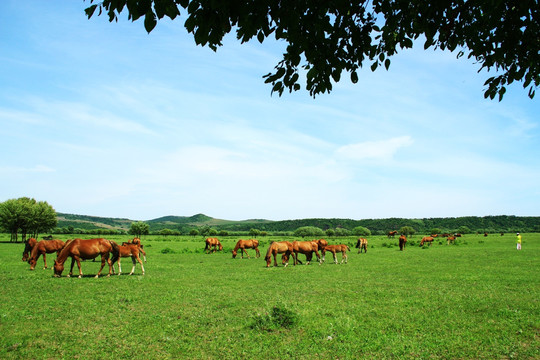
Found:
144,11 -> 157,33
384,58 -> 391,70
85,4 -> 98,19
350,71 -> 358,84
371,62 -> 378,71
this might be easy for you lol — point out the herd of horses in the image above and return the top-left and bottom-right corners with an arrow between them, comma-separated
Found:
22,237 -> 146,278
22,231 -> 459,276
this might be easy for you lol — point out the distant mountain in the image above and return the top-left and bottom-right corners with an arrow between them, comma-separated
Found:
55,212 -> 540,234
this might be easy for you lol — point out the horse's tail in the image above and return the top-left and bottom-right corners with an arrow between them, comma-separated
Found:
346,245 -> 351,251
109,240 -> 120,260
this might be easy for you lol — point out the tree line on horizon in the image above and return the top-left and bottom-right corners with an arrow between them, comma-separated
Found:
1,197 -> 539,241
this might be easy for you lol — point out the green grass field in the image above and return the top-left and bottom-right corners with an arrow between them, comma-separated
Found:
0,234 -> 538,359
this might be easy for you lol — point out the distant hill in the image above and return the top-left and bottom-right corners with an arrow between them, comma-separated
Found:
55,213 -> 540,234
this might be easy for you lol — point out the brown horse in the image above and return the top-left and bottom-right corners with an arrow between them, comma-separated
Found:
111,243 -> 145,275
447,236 -> 456,245
122,238 -> 147,262
204,237 -> 223,253
264,241 -> 294,267
232,239 -> 260,258
420,236 -> 434,246
22,237 -> 38,262
292,240 -> 321,265
356,238 -> 368,253
53,238 -> 117,278
388,230 -> 398,238
316,238 -> 328,250
398,235 -> 407,251
321,244 -> 350,264
28,239 -> 66,270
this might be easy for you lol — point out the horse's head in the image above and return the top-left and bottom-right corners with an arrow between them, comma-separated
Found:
232,249 -> 237,258
53,260 -> 64,277
219,243 -> 223,251
29,258 -> 37,270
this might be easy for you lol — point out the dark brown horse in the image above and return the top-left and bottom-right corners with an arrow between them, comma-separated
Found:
321,244 -> 350,264
420,236 -> 434,246
53,238 -> 117,278
232,239 -> 260,258
264,241 -> 294,267
204,237 -> 223,253
387,230 -> 398,238
356,238 -> 368,253
398,235 -> 407,251
111,243 -> 145,275
22,237 -> 38,262
28,239 -> 66,270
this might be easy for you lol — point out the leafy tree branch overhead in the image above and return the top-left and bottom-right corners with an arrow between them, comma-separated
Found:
85,0 -> 539,100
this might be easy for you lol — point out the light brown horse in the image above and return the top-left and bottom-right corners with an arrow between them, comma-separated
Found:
111,243 -> 145,275
447,236 -> 456,245
264,241 -> 294,267
22,237 -> 38,262
28,239 -> 66,270
122,238 -> 147,262
321,244 -> 350,264
292,240 -> 321,265
387,230 -> 398,238
232,239 -> 260,259
316,238 -> 328,250
398,235 -> 407,251
420,236 -> 434,246
204,237 -> 223,253
53,238 -> 117,278
356,238 -> 368,253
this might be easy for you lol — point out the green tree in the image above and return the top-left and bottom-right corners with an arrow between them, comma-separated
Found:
430,228 -> 442,235
189,228 -> 199,237
352,226 -> 371,237
334,228 -> 351,237
457,226 -> 471,234
398,226 -> 416,237
249,228 -> 261,237
129,221 -> 150,238
86,0 -> 539,100
0,197 -> 56,242
159,228 -> 174,236
325,229 -> 335,237
294,226 -> 325,238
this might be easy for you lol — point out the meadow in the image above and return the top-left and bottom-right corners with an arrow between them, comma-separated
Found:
0,233 -> 538,359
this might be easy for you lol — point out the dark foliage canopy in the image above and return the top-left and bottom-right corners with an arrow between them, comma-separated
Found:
85,0 -> 539,100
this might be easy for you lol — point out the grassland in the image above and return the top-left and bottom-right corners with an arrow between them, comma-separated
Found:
0,233 -> 538,359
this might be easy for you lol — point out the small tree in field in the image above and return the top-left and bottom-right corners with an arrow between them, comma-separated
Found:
129,221 -> 149,238
352,226 -> 371,237
398,226 -> 416,237
294,226 -> 325,238
189,229 -> 199,237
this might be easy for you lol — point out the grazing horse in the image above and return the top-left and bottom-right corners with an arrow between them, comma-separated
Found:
321,244 -> 350,264
111,243 -> 145,275
53,238 -> 117,278
232,239 -> 260,259
420,236 -> 434,246
387,230 -> 398,238
264,241 -> 294,267
22,237 -> 38,262
291,240 -> 321,265
356,238 -> 368,253
28,239 -> 66,270
398,235 -> 407,251
447,236 -> 456,245
484,232 -> 488,237
204,237 -> 223,253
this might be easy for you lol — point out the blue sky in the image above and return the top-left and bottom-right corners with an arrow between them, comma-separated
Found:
1,1 -> 539,221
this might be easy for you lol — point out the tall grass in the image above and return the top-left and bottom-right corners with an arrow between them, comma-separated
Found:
0,233 -> 538,359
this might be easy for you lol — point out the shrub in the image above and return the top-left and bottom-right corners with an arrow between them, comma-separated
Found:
160,247 -> 176,254
250,305 -> 298,332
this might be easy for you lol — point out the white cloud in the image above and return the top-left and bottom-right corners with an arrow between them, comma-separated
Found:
335,136 -> 414,161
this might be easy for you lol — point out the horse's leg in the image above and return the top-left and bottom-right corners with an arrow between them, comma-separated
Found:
273,251 -> 279,267
42,253 -> 47,269
68,257 -> 76,277
343,252 -> 348,264
244,248 -> 250,259
255,247 -> 260,258
94,253 -> 111,279
140,247 -> 147,262
117,256 -> 122,276
136,255 -> 145,275
333,251 -> 338,264
75,257 -> 83,278
129,256 -> 136,275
